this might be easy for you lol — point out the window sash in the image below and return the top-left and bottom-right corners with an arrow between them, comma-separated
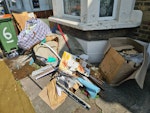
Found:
63,0 -> 80,19
99,0 -> 118,20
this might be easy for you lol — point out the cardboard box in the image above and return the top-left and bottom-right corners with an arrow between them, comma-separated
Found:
99,47 -> 136,84
99,37 -> 149,89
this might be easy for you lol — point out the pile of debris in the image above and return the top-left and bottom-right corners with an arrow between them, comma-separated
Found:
1,12 -> 103,110
0,12 -> 149,111
99,38 -> 149,89
31,50 -> 103,110
31,37 -> 149,110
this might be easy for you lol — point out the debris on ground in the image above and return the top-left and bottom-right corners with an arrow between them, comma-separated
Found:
37,51 -> 102,110
12,62 -> 36,80
5,12 -> 102,111
0,12 -> 149,113
90,67 -> 102,82
4,55 -> 39,80
99,37 -> 149,89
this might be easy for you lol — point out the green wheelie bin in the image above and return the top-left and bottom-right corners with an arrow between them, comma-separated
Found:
0,14 -> 18,55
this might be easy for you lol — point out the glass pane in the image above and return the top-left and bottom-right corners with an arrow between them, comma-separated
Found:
32,0 -> 40,8
64,0 -> 80,16
99,0 -> 114,17
12,0 -> 16,6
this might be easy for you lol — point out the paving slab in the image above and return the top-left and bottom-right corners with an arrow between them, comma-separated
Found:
20,74 -> 102,113
32,95 -> 81,113
20,67 -> 150,113
20,77 -> 42,101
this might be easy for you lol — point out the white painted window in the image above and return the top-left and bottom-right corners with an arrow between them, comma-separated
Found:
11,0 -> 17,7
99,0 -> 118,20
63,0 -> 80,19
32,0 -> 40,8
50,0 -> 142,30
7,0 -> 22,9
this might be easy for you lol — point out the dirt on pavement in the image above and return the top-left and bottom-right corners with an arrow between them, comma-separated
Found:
4,58 -> 36,80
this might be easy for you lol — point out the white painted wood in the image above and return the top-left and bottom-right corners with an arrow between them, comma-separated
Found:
49,0 -> 142,30
76,38 -> 107,63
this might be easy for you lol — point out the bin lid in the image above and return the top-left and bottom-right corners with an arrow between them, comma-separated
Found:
0,14 -> 12,22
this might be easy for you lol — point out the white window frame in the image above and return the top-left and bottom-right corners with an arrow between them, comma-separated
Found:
99,0 -> 118,20
62,0 -> 81,20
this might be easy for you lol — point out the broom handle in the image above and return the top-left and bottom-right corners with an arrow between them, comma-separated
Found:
57,24 -> 72,53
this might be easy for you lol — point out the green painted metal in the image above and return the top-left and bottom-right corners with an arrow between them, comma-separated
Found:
0,17 -> 18,53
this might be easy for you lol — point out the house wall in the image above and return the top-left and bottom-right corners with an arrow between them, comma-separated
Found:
49,0 -> 142,31
132,0 -> 150,42
58,24 -> 131,41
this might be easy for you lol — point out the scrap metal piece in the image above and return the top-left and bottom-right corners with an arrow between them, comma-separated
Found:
35,67 -> 58,80
56,81 -> 91,110
41,42 -> 61,61
89,75 -> 105,91
32,63 -> 57,77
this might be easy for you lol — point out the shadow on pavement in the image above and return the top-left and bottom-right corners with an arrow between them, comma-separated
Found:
100,68 -> 150,113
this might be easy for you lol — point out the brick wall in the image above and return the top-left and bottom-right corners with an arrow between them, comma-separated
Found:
132,0 -> 150,42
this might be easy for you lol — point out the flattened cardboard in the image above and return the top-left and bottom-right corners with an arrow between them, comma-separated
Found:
99,37 -> 149,89
39,79 -> 67,110
12,12 -> 35,31
99,47 -> 135,84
